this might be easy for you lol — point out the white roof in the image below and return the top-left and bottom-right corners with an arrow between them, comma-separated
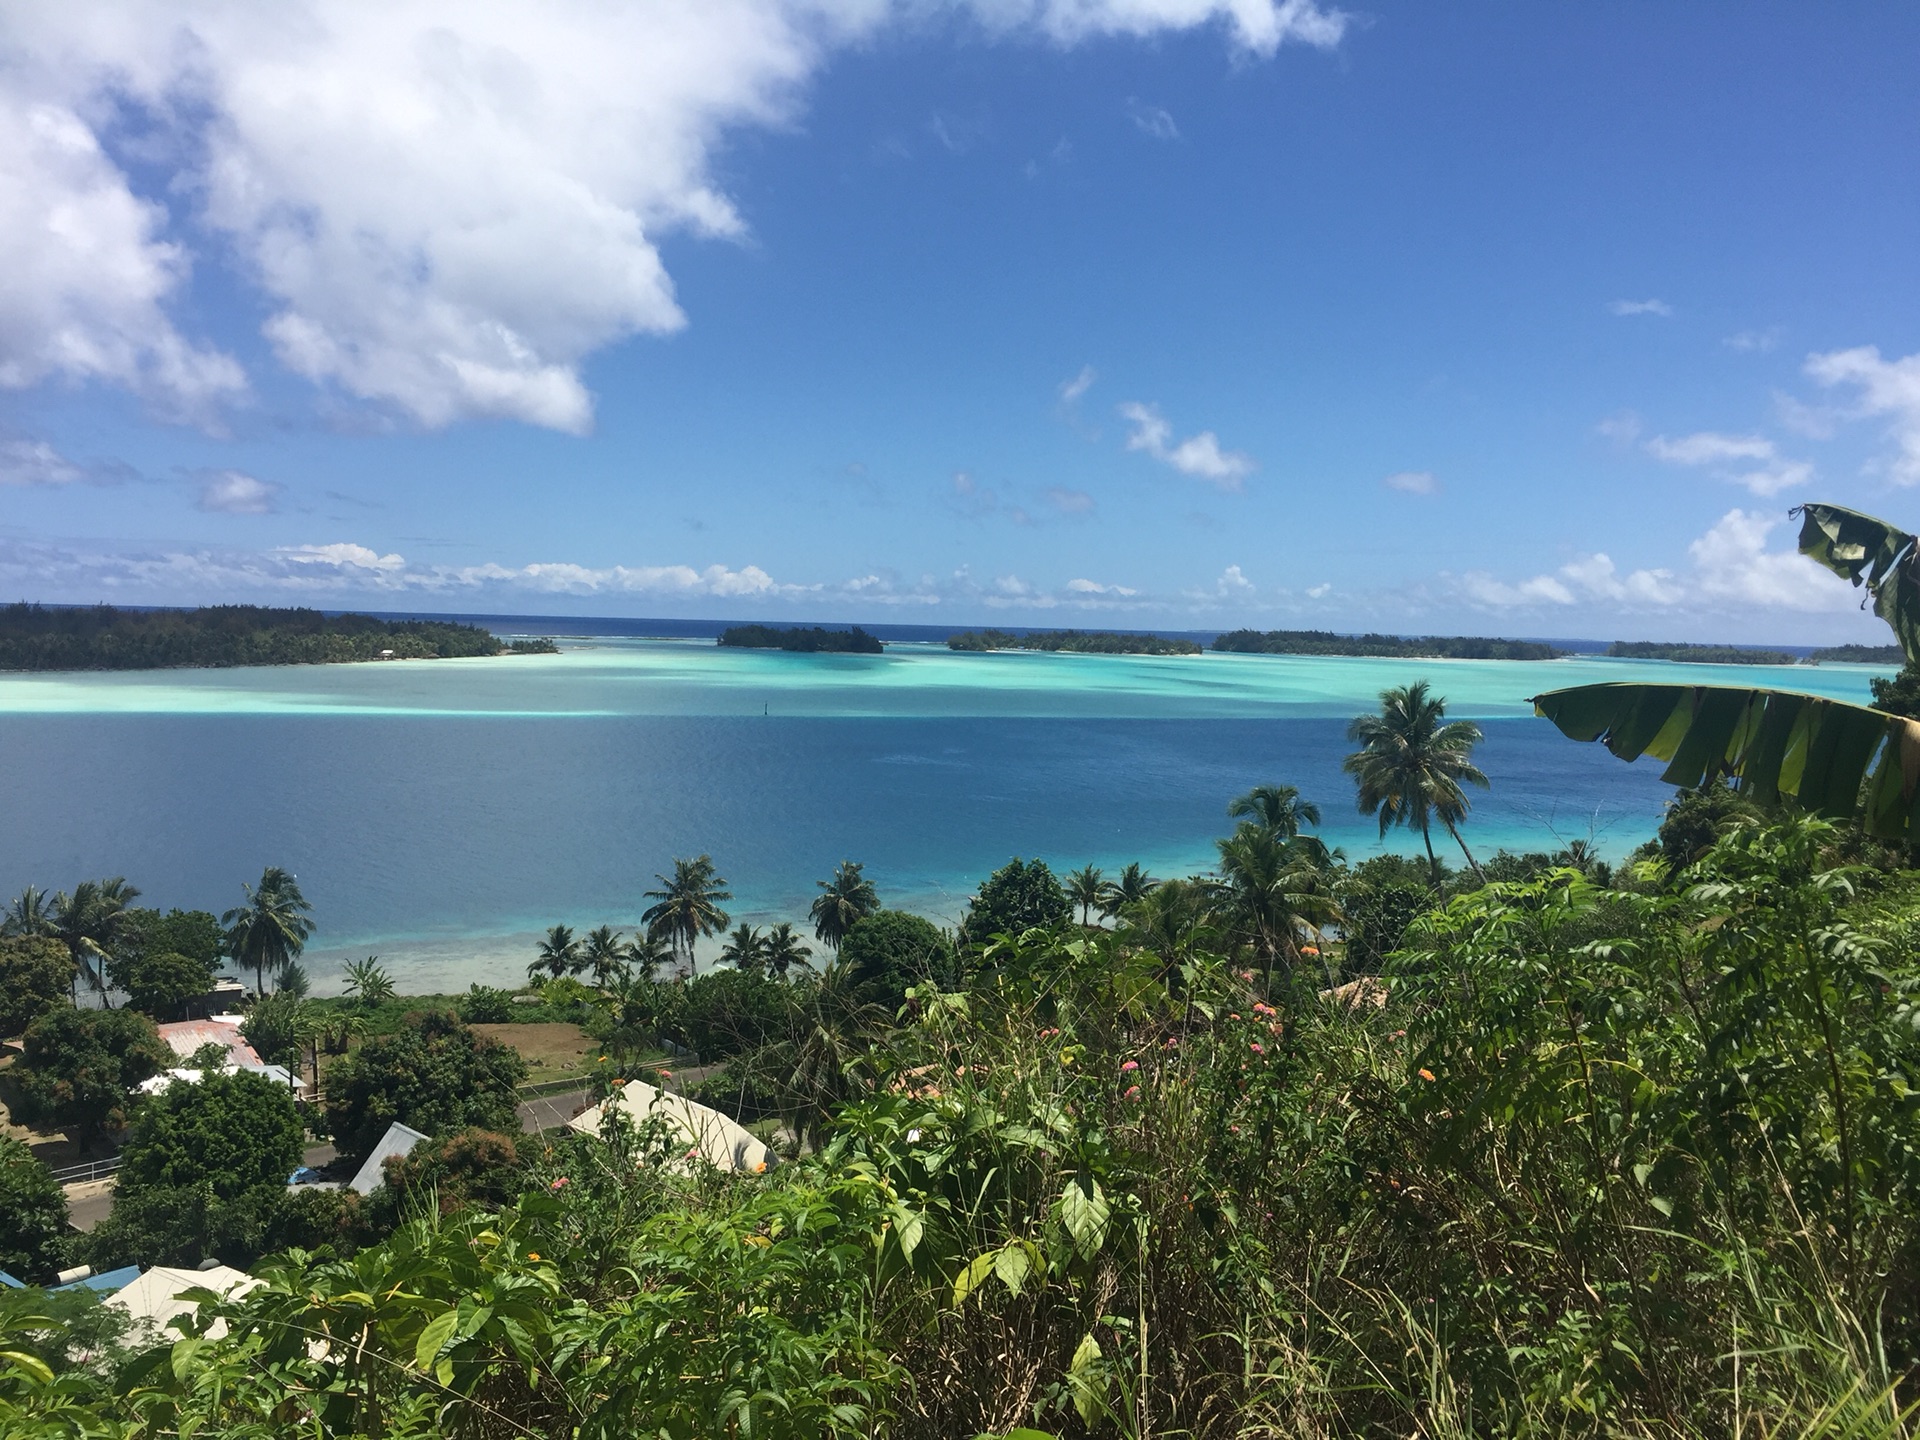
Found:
137,1063 -> 306,1095
568,1081 -> 775,1175
106,1265 -> 259,1341
347,1121 -> 432,1194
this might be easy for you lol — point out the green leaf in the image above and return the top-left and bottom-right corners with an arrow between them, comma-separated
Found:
952,1251 -> 998,1307
0,1348 -> 54,1386
992,1241 -> 1032,1295
890,1203 -> 925,1264
1794,503 -> 1920,664
1068,1332 -> 1106,1425
415,1308 -> 459,1372
1058,1176 -> 1111,1260
1533,683 -> 1920,839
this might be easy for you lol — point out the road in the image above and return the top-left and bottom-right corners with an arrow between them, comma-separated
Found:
63,1071 -> 710,1232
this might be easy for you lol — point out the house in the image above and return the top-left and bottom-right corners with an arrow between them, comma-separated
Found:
107,1263 -> 259,1343
347,1121 -> 431,1194
137,1063 -> 306,1097
156,1017 -> 262,1068
567,1080 -> 775,1175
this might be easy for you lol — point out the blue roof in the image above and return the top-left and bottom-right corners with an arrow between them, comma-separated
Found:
52,1265 -> 142,1295
0,1269 -> 24,1289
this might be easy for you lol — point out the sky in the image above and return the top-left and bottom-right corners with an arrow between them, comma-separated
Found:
1,1 -> 1917,643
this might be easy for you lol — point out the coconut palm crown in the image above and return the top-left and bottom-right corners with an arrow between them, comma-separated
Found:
1227,783 -> 1323,840
222,867 -> 313,998
642,855 -> 733,972
1342,680 -> 1489,887
809,860 -> 878,950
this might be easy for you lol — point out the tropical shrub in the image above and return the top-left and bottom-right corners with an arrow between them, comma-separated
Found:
9,1007 -> 171,1148
0,1137 -> 68,1282
0,936 -> 70,1038
961,856 -> 1071,944
839,909 -> 958,1005
321,1010 -> 526,1161
117,949 -> 219,1020
116,1069 -> 305,1201
457,982 -> 516,1024
671,966 -> 788,1060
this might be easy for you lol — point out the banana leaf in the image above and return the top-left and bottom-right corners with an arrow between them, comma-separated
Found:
1794,502 -> 1920,665
1532,682 -> 1920,839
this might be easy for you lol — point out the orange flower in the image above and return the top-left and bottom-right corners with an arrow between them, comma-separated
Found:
1418,1068 -> 1436,1082
527,1251 -> 541,1261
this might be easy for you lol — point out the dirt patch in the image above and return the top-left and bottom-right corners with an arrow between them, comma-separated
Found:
471,1022 -> 596,1077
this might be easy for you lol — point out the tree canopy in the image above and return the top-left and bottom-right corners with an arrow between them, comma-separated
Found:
11,1007 -> 172,1148
321,1011 -> 527,1161
0,936 -> 72,1038
961,857 -> 1071,944
116,1069 -> 305,1203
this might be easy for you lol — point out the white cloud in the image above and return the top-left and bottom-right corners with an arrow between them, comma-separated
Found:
1058,365 -> 1095,404
1644,430 -> 1811,496
1,1 -> 1343,433
1610,298 -> 1673,317
1805,345 -> 1920,484
1126,99 -> 1179,140
0,94 -> 245,422
1305,582 -> 1330,599
1453,511 -> 1843,618
1382,469 -> 1435,495
1119,401 -> 1254,489
1067,576 -> 1137,596
0,438 -> 84,487
1595,411 -> 1642,446
1047,486 -> 1094,514
196,470 -> 279,514
1724,327 -> 1782,354
1184,563 -> 1255,603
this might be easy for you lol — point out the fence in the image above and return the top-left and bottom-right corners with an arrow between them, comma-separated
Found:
52,1156 -> 122,1186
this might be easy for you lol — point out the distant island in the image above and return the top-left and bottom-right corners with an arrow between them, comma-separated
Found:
718,624 -> 884,653
947,629 -> 1203,656
1213,628 -> 1565,661
1807,643 -> 1904,664
1606,641 -> 1799,665
0,603 -> 555,672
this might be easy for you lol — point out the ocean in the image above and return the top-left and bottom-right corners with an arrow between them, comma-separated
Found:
0,630 -> 1885,994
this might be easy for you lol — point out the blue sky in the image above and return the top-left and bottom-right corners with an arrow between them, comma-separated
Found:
2,2 -> 1917,641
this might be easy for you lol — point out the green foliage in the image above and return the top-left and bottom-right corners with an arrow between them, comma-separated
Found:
811,859 -> 879,949
718,623 -> 884,652
223,866 -> 313,997
671,967 -> 790,1060
1345,679 -> 1489,883
1652,778 -> 1763,869
117,949 -> 218,1020
0,1137 -> 68,1282
79,1179 -> 293,1272
0,601 -> 512,671
11,1007 -> 171,1147
961,856 -> 1071,944
1607,639 -> 1800,663
1795,502 -> 1920,665
322,1010 -> 527,1161
1871,661 -> 1920,719
946,628 -> 1201,655
838,909 -> 958,1005
0,936 -> 71,1037
376,1127 -> 524,1218
342,956 -> 396,1005
457,982 -> 517,1024
238,992 -> 310,1068
1215,626 -> 1564,659
1333,870 -> 1434,973
642,855 -> 733,968
112,906 -> 224,968
117,1069 -> 305,1202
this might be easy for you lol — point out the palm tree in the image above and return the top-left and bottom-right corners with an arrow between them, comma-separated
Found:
53,877 -> 142,1002
623,930 -> 675,982
1343,680 -> 1489,888
1065,865 -> 1105,927
719,924 -> 768,973
642,855 -> 733,973
1,885 -> 55,939
222,867 -> 313,999
809,861 -> 878,950
1216,824 -> 1343,987
582,926 -> 630,988
778,958 -> 889,1151
1228,783 -> 1322,840
761,922 -> 813,980
1099,862 -> 1159,921
342,956 -> 395,1006
529,924 -> 583,984
1116,877 -> 1215,970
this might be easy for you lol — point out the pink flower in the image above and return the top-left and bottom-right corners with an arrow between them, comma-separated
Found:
1123,1085 -> 1141,1100
1250,1042 -> 1265,1054
549,1177 -> 569,1190
1120,1060 -> 1139,1074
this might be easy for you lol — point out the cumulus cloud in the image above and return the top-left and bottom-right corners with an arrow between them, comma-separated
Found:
1126,99 -> 1179,139
1610,298 -> 1673,317
1066,576 -> 1137,596
0,94 -> 244,421
0,438 -> 85,487
1119,402 -> 1254,489
195,470 -> 280,514
1805,345 -> 1920,484
1383,469 -> 1435,495
0,1 -> 1344,433
1644,430 -> 1812,496
1454,510 -> 1843,617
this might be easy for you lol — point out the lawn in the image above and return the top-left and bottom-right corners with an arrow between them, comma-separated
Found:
470,1022 -> 597,1078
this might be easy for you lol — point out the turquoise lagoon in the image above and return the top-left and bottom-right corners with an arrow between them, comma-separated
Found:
0,637 -> 1885,993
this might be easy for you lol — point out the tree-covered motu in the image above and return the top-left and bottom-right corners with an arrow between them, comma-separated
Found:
5,814 -> 1920,1439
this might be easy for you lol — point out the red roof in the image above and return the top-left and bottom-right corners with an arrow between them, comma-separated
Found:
155,1019 -> 262,1067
